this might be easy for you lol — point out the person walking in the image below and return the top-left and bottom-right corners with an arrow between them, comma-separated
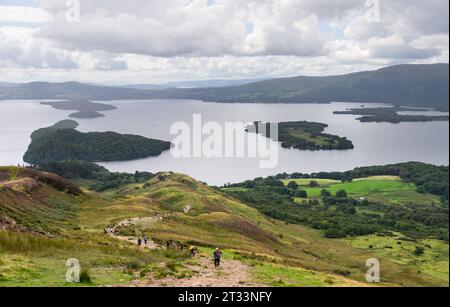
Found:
189,245 -> 197,258
213,248 -> 223,268
138,238 -> 142,247
144,235 -> 148,245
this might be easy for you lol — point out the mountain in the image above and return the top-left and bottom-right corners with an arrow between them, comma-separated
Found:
0,64 -> 448,110
151,63 -> 449,110
119,78 -> 267,90
0,82 -> 19,88
0,81 -> 152,100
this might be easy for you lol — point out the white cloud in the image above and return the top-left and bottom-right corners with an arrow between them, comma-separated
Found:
0,5 -> 50,24
0,0 -> 448,83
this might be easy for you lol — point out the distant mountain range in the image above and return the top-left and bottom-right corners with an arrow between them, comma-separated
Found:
0,82 -> 19,88
119,78 -> 267,90
0,64 -> 448,110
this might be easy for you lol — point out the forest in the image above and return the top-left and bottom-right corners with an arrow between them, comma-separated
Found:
23,121 -> 171,165
246,121 -> 354,150
223,163 -> 449,240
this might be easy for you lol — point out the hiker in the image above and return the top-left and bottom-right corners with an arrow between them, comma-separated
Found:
189,245 -> 197,258
213,248 -> 223,268
144,235 -> 148,245
138,238 -> 142,246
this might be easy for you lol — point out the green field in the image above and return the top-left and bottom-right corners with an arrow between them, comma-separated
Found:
342,234 -> 449,286
284,177 -> 440,205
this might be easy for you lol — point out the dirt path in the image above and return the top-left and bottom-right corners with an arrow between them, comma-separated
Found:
105,217 -> 164,250
130,255 -> 263,288
113,235 -> 160,250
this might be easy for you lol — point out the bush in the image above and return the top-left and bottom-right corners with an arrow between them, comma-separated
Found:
336,190 -> 348,198
80,268 -> 92,284
309,180 -> 319,187
324,229 -> 347,239
287,181 -> 299,190
414,246 -> 425,256
321,189 -> 331,198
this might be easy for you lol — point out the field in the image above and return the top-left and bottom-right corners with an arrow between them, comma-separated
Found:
283,176 -> 441,205
342,234 -> 449,286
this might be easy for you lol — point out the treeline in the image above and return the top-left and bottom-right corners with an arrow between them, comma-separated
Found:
224,176 -> 449,241
229,163 -> 449,201
38,160 -> 155,192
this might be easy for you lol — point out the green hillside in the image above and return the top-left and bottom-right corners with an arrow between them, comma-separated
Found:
1,167 -> 447,287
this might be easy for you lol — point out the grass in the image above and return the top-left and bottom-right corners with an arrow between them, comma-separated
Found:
252,263 -> 355,287
1,171 -> 448,287
284,176 -> 440,206
342,234 -> 449,286
285,128 -> 331,147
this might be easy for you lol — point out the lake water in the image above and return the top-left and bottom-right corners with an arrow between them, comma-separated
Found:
0,99 -> 448,186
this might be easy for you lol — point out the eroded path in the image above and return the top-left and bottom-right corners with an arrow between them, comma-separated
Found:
130,255 -> 263,288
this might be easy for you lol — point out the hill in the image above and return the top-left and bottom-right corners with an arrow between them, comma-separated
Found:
23,121 -> 172,165
0,64 -> 448,110
2,165 -> 448,286
157,64 -> 449,110
0,167 -> 82,234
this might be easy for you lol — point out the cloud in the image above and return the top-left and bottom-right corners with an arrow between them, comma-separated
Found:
0,27 -> 78,69
0,0 -> 448,83
0,5 -> 50,24
38,0 -> 350,57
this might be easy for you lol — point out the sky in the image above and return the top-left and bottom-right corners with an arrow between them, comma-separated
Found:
0,0 -> 448,84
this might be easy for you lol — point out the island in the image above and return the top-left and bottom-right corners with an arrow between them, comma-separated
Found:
23,120 -> 172,165
41,100 -> 117,119
246,121 -> 354,150
334,107 -> 449,124
68,110 -> 106,119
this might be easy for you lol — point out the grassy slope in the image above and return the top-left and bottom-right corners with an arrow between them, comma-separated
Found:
0,168 -> 190,286
1,170 -> 448,287
80,173 -> 446,286
283,176 -> 440,206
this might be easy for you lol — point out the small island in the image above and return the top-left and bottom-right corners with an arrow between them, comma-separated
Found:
246,121 -> 354,151
334,107 -> 449,124
24,120 -> 172,165
41,100 -> 117,119
68,110 -> 106,119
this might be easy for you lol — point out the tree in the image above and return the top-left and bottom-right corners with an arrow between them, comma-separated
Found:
336,190 -> 348,198
298,190 -> 308,199
309,180 -> 319,187
324,229 -> 347,239
287,181 -> 299,190
321,189 -> 331,198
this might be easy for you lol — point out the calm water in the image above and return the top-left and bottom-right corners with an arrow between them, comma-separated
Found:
0,99 -> 448,185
